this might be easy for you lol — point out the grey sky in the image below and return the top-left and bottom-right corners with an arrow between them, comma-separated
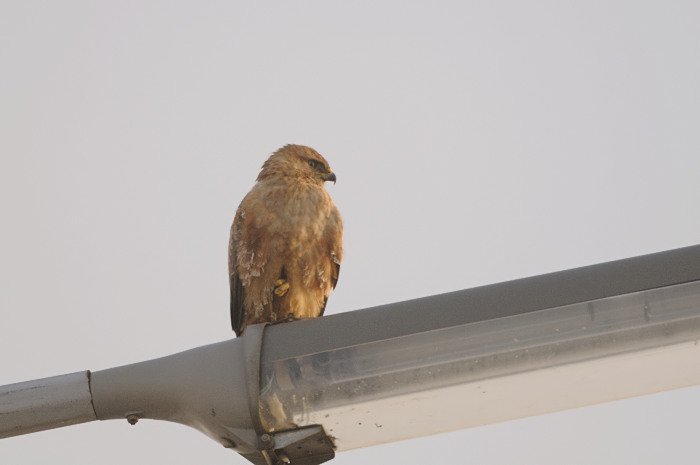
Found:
1,1 -> 699,464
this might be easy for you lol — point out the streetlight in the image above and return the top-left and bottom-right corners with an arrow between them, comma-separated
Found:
3,245 -> 700,464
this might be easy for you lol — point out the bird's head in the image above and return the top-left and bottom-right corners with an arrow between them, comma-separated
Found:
258,144 -> 336,185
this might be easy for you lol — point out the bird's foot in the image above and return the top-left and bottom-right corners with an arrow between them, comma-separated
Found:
268,314 -> 299,326
274,279 -> 290,297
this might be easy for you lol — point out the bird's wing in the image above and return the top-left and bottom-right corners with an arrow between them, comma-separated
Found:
319,258 -> 340,316
229,209 -> 246,336
320,205 -> 343,316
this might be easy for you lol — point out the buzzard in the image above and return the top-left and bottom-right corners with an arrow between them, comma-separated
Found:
228,145 -> 343,336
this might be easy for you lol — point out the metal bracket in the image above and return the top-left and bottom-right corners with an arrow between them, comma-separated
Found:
240,324 -> 336,465
242,323 -> 267,439
258,425 -> 336,465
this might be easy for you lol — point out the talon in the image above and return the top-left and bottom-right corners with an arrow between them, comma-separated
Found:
274,279 -> 290,296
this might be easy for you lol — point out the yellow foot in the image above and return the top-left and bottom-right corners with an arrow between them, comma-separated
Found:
269,314 -> 300,326
274,279 -> 290,297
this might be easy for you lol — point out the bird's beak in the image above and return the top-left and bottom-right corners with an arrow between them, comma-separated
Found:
324,171 -> 337,184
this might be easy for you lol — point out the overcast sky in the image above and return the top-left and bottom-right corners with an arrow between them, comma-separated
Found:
2,2 -> 700,464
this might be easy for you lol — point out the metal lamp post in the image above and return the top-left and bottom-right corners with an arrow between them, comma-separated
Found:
3,245 -> 700,464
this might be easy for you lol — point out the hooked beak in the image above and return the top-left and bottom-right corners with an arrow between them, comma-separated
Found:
324,171 -> 336,184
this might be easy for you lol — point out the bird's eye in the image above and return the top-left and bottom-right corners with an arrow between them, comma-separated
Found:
308,159 -> 320,170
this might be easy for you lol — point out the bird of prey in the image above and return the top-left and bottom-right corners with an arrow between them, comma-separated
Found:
228,145 -> 343,336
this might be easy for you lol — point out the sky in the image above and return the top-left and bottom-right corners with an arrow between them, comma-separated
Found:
1,1 -> 699,464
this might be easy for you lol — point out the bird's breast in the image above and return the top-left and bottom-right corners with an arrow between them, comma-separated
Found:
254,184 -> 332,248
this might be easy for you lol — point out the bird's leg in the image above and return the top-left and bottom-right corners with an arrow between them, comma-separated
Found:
273,279 -> 290,297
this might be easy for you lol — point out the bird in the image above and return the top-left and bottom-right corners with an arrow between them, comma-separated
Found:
228,144 -> 343,336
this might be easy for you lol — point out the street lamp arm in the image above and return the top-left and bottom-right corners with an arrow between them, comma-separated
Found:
3,244 -> 700,465
0,371 -> 95,438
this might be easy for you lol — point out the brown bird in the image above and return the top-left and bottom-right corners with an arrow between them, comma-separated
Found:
228,145 -> 343,336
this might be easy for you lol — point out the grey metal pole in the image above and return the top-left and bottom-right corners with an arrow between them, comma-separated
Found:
0,371 -> 95,439
2,244 -> 700,464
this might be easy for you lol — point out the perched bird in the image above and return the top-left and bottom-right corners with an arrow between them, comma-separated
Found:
228,145 -> 343,336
